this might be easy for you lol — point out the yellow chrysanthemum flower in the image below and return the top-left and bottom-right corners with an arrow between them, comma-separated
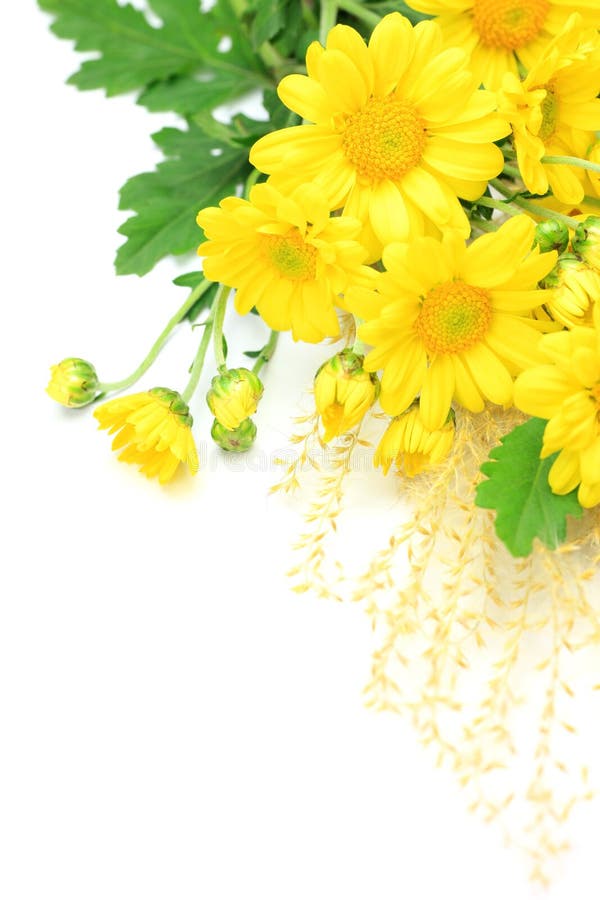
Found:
314,349 -> 379,442
249,14 -> 509,257
347,215 -> 557,431
497,15 -> 600,205
94,388 -> 199,484
514,305 -> 600,507
374,406 -> 455,476
404,0 -> 600,89
539,253 -> 600,328
197,181 -> 372,343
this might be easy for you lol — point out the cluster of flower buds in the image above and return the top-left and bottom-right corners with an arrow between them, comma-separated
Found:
206,367 -> 264,452
535,216 -> 600,328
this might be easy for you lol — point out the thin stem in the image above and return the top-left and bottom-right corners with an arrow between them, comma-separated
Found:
319,0 -> 338,43
510,196 -> 581,230
181,310 -> 216,405
97,278 -> 213,394
542,155 -> 600,176
470,217 -> 497,233
502,163 -> 522,179
489,178 -> 582,230
336,0 -> 381,26
474,195 -> 520,217
244,167 -> 261,199
212,283 -> 231,371
252,330 -> 280,376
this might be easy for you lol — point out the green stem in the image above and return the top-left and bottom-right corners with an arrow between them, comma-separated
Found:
97,278 -> 213,394
474,195 -> 520,217
336,0 -> 381,26
212,283 -> 230,372
319,0 -> 338,43
244,167 -> 261,200
181,310 -> 216,405
542,155 -> 600,176
489,178 -> 581,230
502,163 -> 522,179
470,217 -> 497,233
252,330 -> 280,376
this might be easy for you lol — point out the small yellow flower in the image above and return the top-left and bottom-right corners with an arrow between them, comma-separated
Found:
374,406 -> 455,476
314,349 -> 379,442
540,253 -> 600,328
347,215 -> 557,431
46,358 -> 99,408
514,305 -> 600,507
404,0 -> 600,89
497,15 -> 600,205
94,388 -> 199,484
197,181 -> 372,343
207,368 -> 263,431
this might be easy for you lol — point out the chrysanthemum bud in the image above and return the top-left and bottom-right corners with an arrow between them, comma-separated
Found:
46,357 -> 99,407
540,253 -> 600,327
532,219 -> 569,255
211,417 -> 257,452
207,368 -> 264,431
314,349 -> 380,442
572,216 -> 600,270
374,406 -> 455,476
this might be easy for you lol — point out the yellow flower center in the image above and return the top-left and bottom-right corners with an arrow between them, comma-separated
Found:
261,231 -> 317,280
472,0 -> 549,50
341,96 -> 426,183
538,85 -> 558,140
416,281 -> 493,355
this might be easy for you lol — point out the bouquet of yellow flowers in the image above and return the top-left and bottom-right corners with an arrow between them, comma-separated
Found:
43,0 -> 600,882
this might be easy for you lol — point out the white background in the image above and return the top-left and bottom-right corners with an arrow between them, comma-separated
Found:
2,3 -> 600,898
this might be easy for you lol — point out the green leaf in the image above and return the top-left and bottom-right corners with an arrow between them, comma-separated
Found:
115,121 -> 250,276
38,0 -> 266,97
172,271 -> 204,289
138,70 -> 265,117
249,0 -> 287,49
475,417 -> 582,557
243,349 -> 262,359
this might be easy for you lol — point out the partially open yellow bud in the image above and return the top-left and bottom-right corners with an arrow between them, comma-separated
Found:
540,253 -> 600,328
207,368 -> 264,431
46,357 -> 99,407
314,349 -> 379,442
374,406 -> 455,476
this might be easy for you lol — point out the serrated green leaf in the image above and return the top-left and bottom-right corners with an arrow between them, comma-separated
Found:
139,70 -> 265,117
38,0 -> 266,97
115,122 -> 250,276
250,0 -> 287,49
475,417 -> 582,557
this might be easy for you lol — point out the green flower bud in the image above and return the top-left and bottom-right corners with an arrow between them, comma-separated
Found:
572,216 -> 600,271
532,219 -> 569,255
149,387 -> 193,427
207,368 -> 264,431
211,417 -> 257,452
46,357 -> 99,408
314,349 -> 380,442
